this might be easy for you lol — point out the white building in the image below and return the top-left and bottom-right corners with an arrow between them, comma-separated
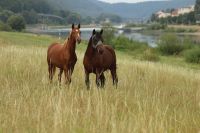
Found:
177,5 -> 194,15
155,11 -> 171,18
156,5 -> 195,18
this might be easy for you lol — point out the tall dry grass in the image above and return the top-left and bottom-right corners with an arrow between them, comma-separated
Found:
0,32 -> 200,133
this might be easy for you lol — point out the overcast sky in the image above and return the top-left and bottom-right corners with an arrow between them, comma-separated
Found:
99,0 -> 168,4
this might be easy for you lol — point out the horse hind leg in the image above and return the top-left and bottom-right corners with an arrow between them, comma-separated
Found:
48,64 -> 51,81
99,73 -> 105,88
110,69 -> 118,88
49,65 -> 56,83
64,67 -> 71,85
48,63 -> 54,83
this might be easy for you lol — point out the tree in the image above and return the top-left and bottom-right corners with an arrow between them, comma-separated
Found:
81,16 -> 93,24
195,0 -> 200,22
22,10 -> 38,24
7,15 -> 25,31
0,10 -> 14,23
67,13 -> 81,24
150,13 -> 157,22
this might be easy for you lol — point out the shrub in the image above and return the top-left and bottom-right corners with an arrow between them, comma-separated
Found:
112,35 -> 147,51
182,36 -> 194,50
184,48 -> 200,64
7,15 -> 25,31
142,48 -> 160,62
147,23 -> 166,30
0,21 -> 11,31
158,33 -> 184,55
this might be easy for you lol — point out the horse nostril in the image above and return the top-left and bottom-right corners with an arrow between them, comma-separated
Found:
76,37 -> 81,43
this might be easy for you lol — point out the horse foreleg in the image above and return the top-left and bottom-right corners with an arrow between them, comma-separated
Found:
49,64 -> 56,83
68,65 -> 75,83
58,69 -> 63,85
64,68 -> 71,85
95,70 -> 101,88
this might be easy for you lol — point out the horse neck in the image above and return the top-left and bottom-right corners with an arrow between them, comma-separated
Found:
85,37 -> 95,56
64,34 -> 76,55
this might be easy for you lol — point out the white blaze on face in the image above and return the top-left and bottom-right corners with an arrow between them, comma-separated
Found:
76,29 -> 80,38
93,40 -> 103,49
97,40 -> 103,46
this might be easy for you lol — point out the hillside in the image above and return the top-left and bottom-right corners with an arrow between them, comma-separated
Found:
48,0 -> 196,20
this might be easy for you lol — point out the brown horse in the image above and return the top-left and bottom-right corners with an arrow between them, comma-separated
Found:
83,29 -> 118,89
47,24 -> 81,84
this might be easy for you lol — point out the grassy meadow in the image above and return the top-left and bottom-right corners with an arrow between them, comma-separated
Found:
0,31 -> 200,132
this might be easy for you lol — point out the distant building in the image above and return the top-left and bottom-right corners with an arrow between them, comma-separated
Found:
172,5 -> 194,17
155,5 -> 194,18
155,11 -> 171,18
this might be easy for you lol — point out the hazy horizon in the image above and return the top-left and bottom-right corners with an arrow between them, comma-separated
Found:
99,0 -> 169,4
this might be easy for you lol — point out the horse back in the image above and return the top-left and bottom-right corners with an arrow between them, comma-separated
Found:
103,45 -> 116,59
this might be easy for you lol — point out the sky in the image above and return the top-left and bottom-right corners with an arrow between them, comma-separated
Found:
99,0 -> 168,4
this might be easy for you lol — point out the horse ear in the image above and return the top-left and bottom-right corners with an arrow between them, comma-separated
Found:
72,23 -> 74,29
92,29 -> 96,35
100,29 -> 103,35
78,24 -> 81,29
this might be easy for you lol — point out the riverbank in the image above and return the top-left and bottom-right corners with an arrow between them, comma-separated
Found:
168,25 -> 200,32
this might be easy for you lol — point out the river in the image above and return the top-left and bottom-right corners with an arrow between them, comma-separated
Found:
26,27 -> 158,47
26,27 -> 200,47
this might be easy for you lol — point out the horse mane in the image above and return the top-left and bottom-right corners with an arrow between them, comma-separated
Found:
85,37 -> 94,55
88,37 -> 92,46
63,38 -> 68,46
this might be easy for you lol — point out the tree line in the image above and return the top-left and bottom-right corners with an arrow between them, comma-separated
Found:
0,0 -> 122,31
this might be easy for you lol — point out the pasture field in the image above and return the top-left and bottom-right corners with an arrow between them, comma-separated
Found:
168,25 -> 200,32
0,31 -> 200,133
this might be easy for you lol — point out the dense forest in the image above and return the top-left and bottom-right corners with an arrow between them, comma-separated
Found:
0,0 -> 121,31
0,0 -> 87,25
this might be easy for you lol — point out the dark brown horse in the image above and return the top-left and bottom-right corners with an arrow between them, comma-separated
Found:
83,29 -> 118,89
47,24 -> 81,84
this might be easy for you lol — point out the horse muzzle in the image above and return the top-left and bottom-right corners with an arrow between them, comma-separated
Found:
77,38 -> 81,44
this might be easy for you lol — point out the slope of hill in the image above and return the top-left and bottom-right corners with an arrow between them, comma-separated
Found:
48,0 -> 196,20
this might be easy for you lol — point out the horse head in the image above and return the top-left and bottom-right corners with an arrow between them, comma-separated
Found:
91,29 -> 104,54
70,23 -> 81,44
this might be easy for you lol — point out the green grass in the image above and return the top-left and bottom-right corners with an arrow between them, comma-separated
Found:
0,31 -> 200,132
